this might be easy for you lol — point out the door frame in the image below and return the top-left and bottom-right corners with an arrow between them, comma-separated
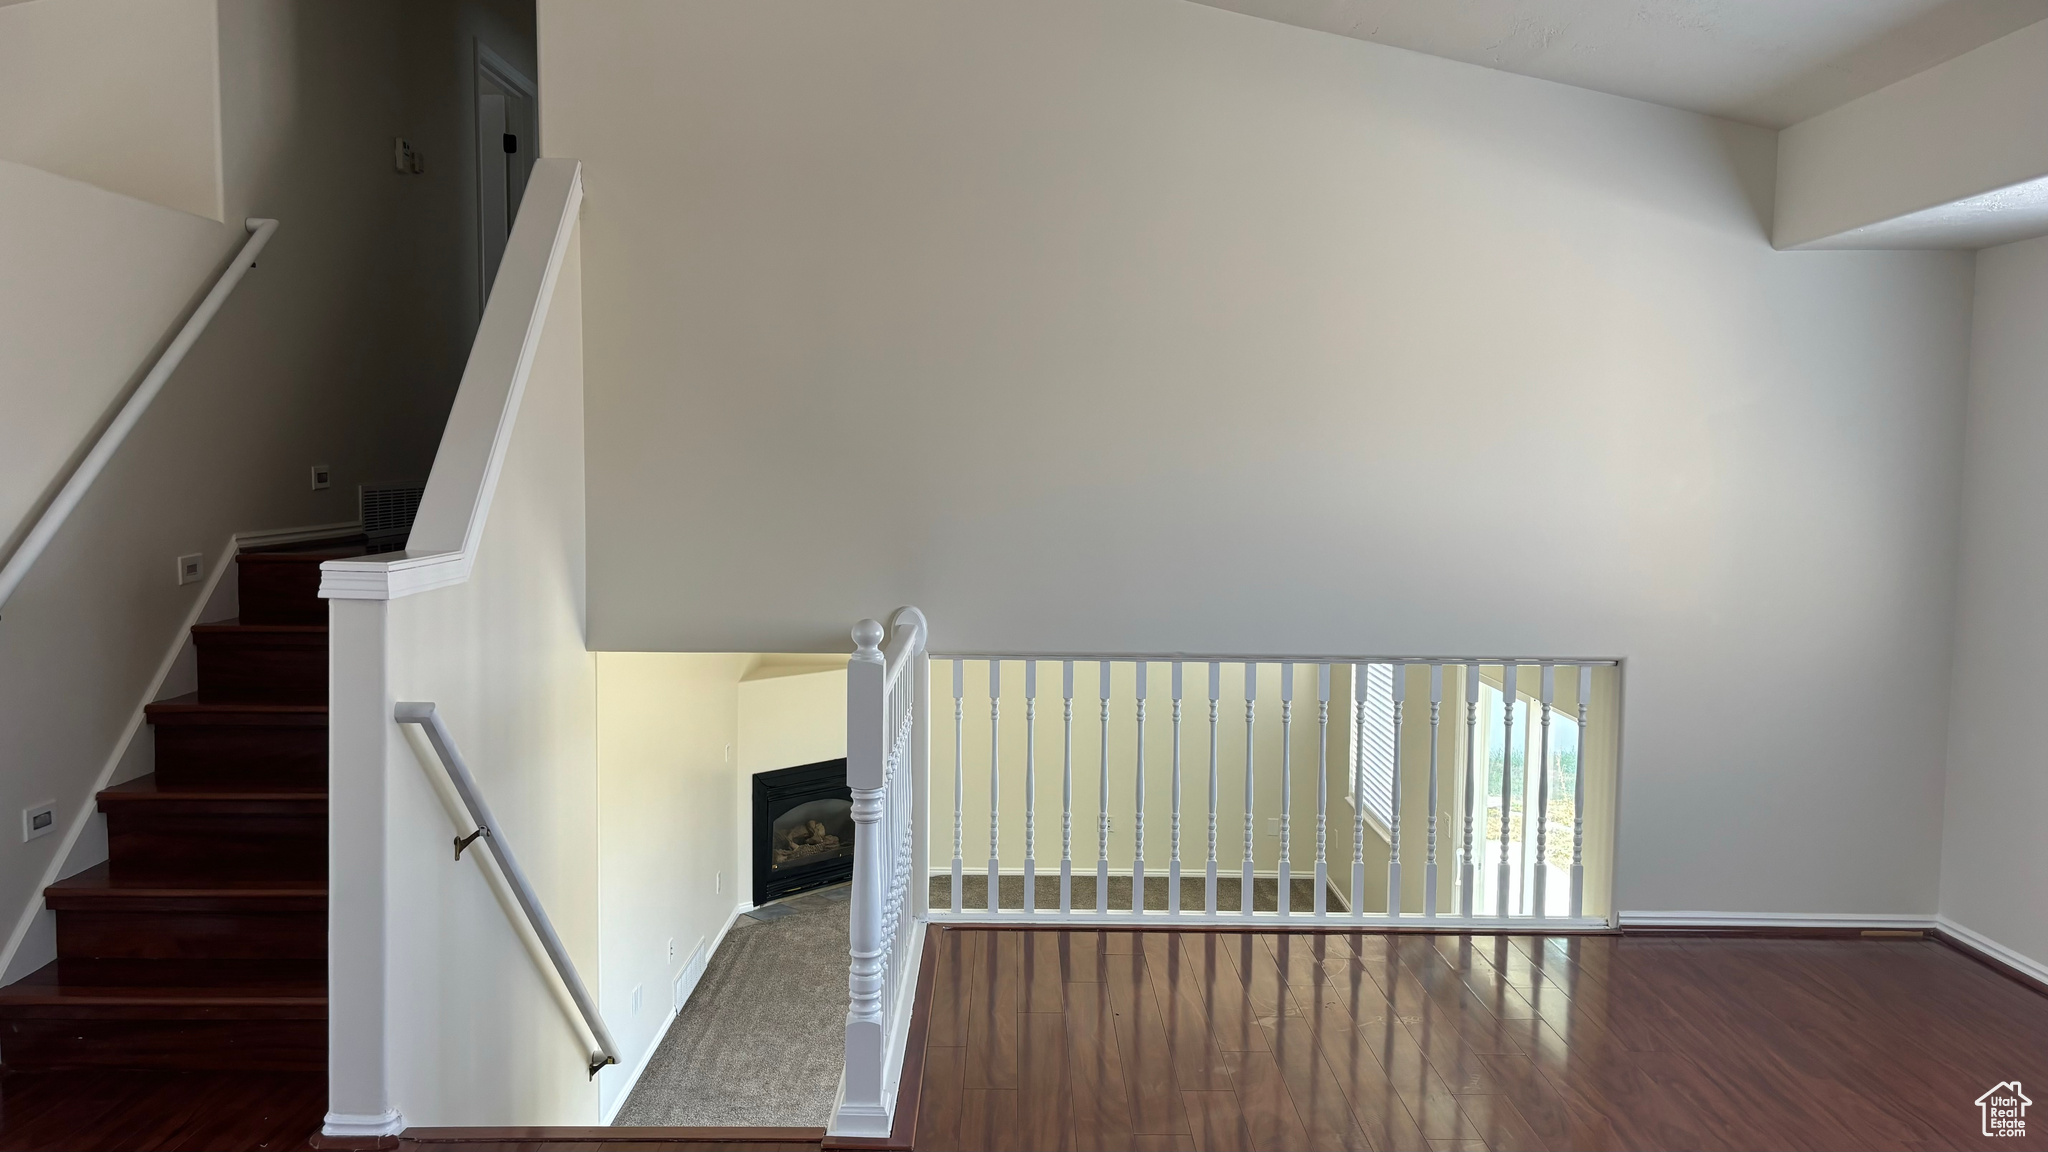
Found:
474,42 -> 539,310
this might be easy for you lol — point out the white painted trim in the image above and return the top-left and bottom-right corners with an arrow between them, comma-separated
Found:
1617,911 -> 1939,930
929,909 -> 1610,931
321,1109 -> 405,1139
0,519 -> 360,986
319,159 -> 582,604
599,898 -> 754,1124
1937,916 -> 2048,985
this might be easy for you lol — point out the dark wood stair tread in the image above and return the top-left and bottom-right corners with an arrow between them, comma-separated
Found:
0,960 -> 324,1016
190,620 -> 327,636
46,865 -> 325,911
143,694 -> 326,725
98,776 -> 325,808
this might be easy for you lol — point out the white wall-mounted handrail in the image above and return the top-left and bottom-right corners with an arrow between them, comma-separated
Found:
0,217 -> 279,615
395,700 -> 620,1077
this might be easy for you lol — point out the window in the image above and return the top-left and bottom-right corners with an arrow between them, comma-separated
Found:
1352,663 -> 1398,828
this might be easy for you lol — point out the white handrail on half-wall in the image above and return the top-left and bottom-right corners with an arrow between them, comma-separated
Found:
395,701 -> 621,1077
0,217 -> 279,614
833,606 -> 930,1139
318,157 -> 583,1142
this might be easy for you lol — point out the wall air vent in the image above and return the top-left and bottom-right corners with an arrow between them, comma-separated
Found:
360,482 -> 425,554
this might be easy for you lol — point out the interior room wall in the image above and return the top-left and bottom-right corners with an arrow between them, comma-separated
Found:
1937,232 -> 2048,975
593,651 -> 746,1119
540,0 -> 1973,920
0,0 -> 223,219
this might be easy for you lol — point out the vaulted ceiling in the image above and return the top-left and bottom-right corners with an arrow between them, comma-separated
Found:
1191,0 -> 2048,127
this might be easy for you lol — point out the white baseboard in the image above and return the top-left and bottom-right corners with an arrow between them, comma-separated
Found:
323,1107 -> 405,1138
1936,916 -> 2048,986
1617,911 -> 1938,931
599,898 -> 752,1124
0,519 -> 359,986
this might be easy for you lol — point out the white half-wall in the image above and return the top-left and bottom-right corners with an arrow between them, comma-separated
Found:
360,224 -> 600,1128
539,0 -> 1974,921
1936,232 -> 2048,980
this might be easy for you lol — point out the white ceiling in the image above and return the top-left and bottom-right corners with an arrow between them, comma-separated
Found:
1192,0 -> 2048,128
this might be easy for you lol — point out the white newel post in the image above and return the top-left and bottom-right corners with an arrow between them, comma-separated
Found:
839,619 -> 889,1133
323,597 -> 402,1138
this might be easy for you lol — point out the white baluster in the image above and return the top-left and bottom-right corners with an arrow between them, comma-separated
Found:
843,621 -> 887,1114
1206,662 -> 1220,915
1241,663 -> 1257,918
1460,662 -> 1479,919
1534,663 -> 1554,919
1061,660 -> 1074,916
1278,662 -> 1293,918
1132,661 -> 1147,915
1572,663 -> 1591,918
1097,661 -> 1111,915
1387,663 -> 1405,917
1314,663 -> 1330,917
1024,661 -> 1037,915
1351,664 -> 1366,920
1497,662 -> 1517,919
987,660 -> 1001,913
951,659 -> 963,915
1169,662 -> 1184,917
1425,663 -> 1442,919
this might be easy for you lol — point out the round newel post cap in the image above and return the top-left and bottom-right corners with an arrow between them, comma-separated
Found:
852,618 -> 885,654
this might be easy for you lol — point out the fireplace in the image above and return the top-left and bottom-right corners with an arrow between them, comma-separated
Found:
752,758 -> 855,906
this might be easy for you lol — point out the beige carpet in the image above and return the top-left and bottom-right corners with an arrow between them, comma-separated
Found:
930,872 -> 1346,913
614,885 -> 850,1127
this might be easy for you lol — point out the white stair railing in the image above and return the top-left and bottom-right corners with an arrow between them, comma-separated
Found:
832,606 -> 929,1138
927,654 -> 1617,929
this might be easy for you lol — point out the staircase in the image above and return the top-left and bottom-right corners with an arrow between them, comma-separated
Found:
0,545 -> 342,1070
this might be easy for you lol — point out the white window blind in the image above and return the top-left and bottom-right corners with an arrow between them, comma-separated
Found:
1355,663 -> 1398,827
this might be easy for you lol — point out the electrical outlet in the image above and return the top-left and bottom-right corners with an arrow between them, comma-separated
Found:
631,983 -> 643,1016
22,802 -> 55,842
724,743 -> 731,763
175,553 -> 203,586
393,137 -> 424,174
1266,817 -> 1281,838
715,870 -> 724,895
310,464 -> 331,490
667,937 -> 676,962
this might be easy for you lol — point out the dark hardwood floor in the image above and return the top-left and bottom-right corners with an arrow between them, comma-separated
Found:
0,1068 -> 321,1151
2,926 -> 2041,1149
914,929 -> 2048,1151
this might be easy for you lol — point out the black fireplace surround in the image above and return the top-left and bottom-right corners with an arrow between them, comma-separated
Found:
752,758 -> 855,906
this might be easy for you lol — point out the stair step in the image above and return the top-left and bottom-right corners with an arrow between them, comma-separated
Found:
99,776 -> 326,883
47,865 -> 326,960
235,546 -> 361,625
0,960 -> 324,1070
144,694 -> 326,789
193,621 -> 327,704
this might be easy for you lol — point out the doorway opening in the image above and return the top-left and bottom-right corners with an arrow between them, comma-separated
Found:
475,42 -> 537,308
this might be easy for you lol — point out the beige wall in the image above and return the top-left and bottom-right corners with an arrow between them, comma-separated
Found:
593,651 -> 746,1120
1937,232 -> 2048,975
540,0 -> 1970,921
0,0 -> 223,220
385,228 -> 597,1127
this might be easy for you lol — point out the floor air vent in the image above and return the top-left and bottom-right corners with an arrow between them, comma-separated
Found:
360,482 -> 424,553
